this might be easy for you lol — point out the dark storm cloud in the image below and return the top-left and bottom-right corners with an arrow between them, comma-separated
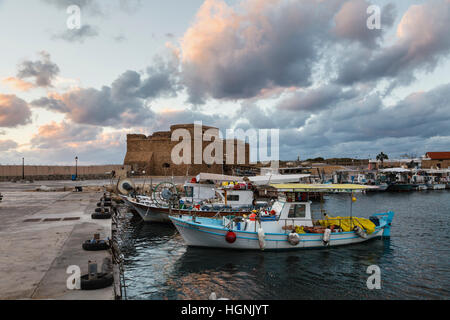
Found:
333,0 -> 396,49
16,51 -> 60,88
275,83 -> 450,159
53,25 -> 99,43
336,0 -> 450,86
277,85 -> 358,112
0,94 -> 32,128
32,56 -> 180,127
180,0 -> 343,104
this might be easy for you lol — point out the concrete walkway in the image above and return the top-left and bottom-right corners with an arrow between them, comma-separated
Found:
0,188 -> 114,300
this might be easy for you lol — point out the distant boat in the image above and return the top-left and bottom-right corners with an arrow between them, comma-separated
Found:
431,184 -> 446,190
417,184 -> 428,191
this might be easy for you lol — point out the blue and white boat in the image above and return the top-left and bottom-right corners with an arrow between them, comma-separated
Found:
170,184 -> 394,250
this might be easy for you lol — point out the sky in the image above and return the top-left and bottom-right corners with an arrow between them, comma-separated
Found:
0,0 -> 449,165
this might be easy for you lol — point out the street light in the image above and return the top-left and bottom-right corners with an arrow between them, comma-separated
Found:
75,156 -> 78,180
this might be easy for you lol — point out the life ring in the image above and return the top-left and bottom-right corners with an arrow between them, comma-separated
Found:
249,213 -> 257,221
80,273 -> 114,291
91,212 -> 112,220
288,232 -> 300,246
82,240 -> 110,251
225,231 -> 237,243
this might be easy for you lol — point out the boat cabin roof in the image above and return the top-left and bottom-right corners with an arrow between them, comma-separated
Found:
270,183 -> 378,193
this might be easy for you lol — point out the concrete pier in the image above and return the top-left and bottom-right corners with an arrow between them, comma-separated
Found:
0,182 -> 116,300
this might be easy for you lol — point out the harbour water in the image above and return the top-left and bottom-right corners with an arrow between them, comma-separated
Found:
117,191 -> 450,300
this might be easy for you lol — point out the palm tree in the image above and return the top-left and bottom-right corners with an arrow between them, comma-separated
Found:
376,152 -> 389,168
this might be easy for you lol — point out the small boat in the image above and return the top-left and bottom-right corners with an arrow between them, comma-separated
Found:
170,184 -> 394,250
416,184 -> 428,191
431,184 -> 446,190
126,184 -> 265,223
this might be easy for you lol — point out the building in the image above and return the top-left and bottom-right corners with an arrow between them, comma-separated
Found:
124,124 -> 250,176
421,152 -> 450,169
368,158 -> 421,170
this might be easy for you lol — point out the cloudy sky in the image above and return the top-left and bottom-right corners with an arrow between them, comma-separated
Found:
0,0 -> 449,165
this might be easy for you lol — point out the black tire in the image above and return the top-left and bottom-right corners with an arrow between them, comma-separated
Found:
80,273 -> 114,291
82,241 -> 110,251
95,208 -> 110,213
91,212 -> 112,220
97,202 -> 112,207
102,197 -> 112,202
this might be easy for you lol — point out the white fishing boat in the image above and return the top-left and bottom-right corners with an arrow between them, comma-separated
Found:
120,172 -> 309,223
170,184 -> 394,250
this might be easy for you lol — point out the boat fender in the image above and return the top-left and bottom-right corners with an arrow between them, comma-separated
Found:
225,231 -> 237,244
354,226 -> 368,239
258,227 -> 266,250
288,232 -> 300,246
323,228 -> 331,246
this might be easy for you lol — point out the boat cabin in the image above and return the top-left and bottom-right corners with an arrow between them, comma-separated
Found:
181,182 -> 216,204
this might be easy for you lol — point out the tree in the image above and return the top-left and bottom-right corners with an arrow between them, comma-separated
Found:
376,152 -> 389,168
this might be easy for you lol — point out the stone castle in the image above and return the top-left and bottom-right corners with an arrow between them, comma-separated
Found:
124,124 -> 250,176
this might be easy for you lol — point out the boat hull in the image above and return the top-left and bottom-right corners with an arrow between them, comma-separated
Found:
431,184 -> 446,190
387,184 -> 415,192
170,216 -> 386,250
130,201 -> 252,223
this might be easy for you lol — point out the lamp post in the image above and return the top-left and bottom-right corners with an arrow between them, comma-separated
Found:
75,156 -> 78,180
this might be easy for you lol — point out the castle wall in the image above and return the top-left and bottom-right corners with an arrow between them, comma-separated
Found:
124,124 -> 250,176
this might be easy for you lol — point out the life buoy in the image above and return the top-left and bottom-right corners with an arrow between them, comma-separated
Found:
249,213 -> 257,221
258,227 -> 266,250
225,231 -> 237,243
288,232 -> 300,246
354,226 -> 368,239
323,228 -> 331,245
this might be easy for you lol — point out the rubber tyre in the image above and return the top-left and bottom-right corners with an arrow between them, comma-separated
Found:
91,212 -> 112,220
95,208 -> 110,213
82,241 -> 110,251
102,197 -> 112,202
80,273 -> 114,291
97,202 -> 112,207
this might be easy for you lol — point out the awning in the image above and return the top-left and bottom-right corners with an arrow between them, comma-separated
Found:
249,174 -> 310,186
270,183 -> 379,193
195,173 -> 245,183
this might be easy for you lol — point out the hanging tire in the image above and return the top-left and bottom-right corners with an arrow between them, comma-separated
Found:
91,212 -> 112,220
82,240 -> 110,251
80,273 -> 114,291
95,208 -> 110,213
102,197 -> 112,202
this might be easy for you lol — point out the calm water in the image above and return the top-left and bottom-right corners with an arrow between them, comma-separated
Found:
117,191 -> 450,300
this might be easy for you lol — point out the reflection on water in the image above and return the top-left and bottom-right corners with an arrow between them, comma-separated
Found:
117,191 -> 450,300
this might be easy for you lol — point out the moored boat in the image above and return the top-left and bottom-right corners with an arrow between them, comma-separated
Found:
170,184 -> 394,251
